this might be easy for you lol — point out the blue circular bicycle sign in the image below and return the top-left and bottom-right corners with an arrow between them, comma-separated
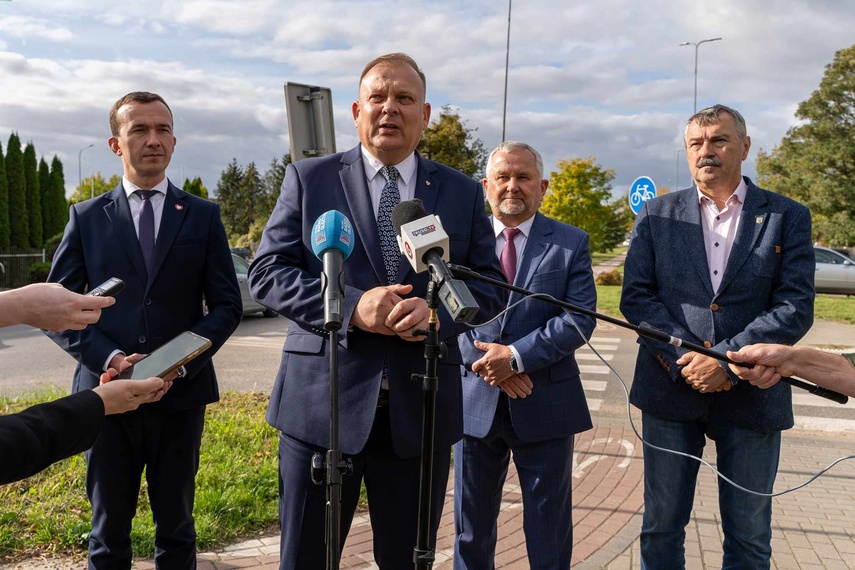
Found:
628,176 -> 657,215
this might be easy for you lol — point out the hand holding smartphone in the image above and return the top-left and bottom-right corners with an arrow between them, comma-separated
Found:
87,278 -> 125,297
115,331 -> 212,380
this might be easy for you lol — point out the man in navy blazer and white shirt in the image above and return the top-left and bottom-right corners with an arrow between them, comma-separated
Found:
47,92 -> 242,569
453,141 -> 597,569
249,53 -> 504,569
620,104 -> 815,569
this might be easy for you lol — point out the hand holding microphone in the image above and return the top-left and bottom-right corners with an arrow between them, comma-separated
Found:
311,210 -> 355,331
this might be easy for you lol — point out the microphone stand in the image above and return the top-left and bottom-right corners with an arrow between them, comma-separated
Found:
449,263 -> 849,405
411,280 -> 442,570
310,325 -> 353,570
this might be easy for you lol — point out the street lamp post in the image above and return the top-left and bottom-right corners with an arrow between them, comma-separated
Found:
501,0 -> 512,142
78,143 -> 94,198
676,148 -> 685,190
679,37 -> 722,113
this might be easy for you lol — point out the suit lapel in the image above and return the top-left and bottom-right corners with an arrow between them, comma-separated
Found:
409,153 -> 440,284
718,180 -> 768,293
147,182 -> 188,288
340,148 -> 388,284
677,188 -> 715,298
103,184 -> 147,284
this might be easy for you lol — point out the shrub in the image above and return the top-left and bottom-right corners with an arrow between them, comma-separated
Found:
28,261 -> 51,283
595,269 -> 622,286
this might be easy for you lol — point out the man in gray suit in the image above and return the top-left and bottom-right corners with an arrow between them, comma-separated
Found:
621,104 -> 815,569
454,141 -> 596,569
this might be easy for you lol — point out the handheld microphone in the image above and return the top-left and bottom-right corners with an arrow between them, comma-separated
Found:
391,199 -> 479,323
311,210 -> 355,330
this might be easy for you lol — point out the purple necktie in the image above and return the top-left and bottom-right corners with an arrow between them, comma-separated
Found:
136,190 -> 157,273
501,227 -> 521,284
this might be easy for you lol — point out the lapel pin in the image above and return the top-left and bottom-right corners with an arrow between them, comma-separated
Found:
425,180 -> 431,186
775,245 -> 781,253
755,216 -> 763,224
175,204 -> 184,211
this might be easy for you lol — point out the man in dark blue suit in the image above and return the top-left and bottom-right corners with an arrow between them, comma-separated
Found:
453,141 -> 596,569
248,53 -> 504,569
47,92 -> 242,569
621,104 -> 815,569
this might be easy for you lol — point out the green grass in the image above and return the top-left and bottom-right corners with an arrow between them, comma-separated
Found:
0,391 -> 280,561
814,293 -> 855,324
590,246 -> 626,266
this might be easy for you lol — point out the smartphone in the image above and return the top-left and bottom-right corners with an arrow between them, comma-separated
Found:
87,277 -> 125,297
115,331 -> 212,380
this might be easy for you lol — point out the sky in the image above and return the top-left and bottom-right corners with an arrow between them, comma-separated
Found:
1,0 -> 853,201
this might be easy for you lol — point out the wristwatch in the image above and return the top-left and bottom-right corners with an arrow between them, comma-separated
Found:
509,356 -> 519,373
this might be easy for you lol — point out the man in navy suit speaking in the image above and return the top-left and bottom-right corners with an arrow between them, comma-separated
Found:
453,141 -> 597,569
47,92 -> 242,569
249,53 -> 504,569
621,105 -> 815,569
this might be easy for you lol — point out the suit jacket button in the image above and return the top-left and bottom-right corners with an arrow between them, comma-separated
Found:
710,303 -> 720,311
703,341 -> 712,348
145,298 -> 152,306
500,332 -> 508,339
139,335 -> 147,344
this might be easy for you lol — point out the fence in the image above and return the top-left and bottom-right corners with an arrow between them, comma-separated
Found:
0,247 -> 49,289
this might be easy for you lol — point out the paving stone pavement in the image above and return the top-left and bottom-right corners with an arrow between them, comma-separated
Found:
12,417 -> 855,570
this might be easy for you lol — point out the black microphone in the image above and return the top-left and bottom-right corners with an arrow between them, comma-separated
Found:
391,199 -> 479,323
311,210 -> 355,331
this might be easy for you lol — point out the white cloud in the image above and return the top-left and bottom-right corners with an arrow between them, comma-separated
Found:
0,0 -> 853,200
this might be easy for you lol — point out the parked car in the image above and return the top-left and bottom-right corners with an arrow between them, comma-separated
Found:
814,246 -> 855,295
230,247 -> 252,262
232,253 -> 277,317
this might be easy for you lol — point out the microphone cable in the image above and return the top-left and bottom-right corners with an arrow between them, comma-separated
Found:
464,293 -> 855,498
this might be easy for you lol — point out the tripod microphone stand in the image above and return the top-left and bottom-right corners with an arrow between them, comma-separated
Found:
310,325 -> 353,570
410,280 -> 444,570
448,263 -> 848,405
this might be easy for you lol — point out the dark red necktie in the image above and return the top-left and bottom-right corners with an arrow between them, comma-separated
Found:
500,227 -> 521,284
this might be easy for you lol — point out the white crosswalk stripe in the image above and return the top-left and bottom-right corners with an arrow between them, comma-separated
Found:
579,337 -> 618,412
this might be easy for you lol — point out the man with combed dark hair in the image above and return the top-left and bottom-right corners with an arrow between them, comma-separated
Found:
46,91 -> 242,569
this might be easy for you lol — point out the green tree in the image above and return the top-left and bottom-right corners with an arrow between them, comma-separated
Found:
215,159 -> 247,239
0,142 -> 8,249
6,133 -> 29,248
418,106 -> 487,179
38,157 -> 53,243
23,143 -> 43,247
258,154 -> 290,224
69,173 -> 122,204
756,43 -> 855,245
541,157 -> 618,253
182,176 -> 209,199
49,156 -> 68,232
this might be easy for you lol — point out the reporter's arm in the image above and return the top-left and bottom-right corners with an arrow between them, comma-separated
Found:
0,391 -> 105,484
0,283 -> 114,331
728,344 -> 855,397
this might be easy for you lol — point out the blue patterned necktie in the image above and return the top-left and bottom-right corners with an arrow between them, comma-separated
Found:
378,165 -> 401,284
136,189 -> 157,273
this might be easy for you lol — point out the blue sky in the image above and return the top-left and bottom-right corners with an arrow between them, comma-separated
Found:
1,0 -> 853,200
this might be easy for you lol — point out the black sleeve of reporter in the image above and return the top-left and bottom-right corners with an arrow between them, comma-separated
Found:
0,390 -> 105,484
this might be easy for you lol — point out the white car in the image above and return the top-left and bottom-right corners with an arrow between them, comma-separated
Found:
814,246 -> 855,295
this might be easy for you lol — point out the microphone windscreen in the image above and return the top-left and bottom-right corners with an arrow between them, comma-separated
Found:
311,210 -> 355,260
391,199 -> 428,236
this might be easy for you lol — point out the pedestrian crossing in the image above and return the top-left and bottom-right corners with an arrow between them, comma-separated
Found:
579,336 -> 621,412
224,330 -> 855,432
